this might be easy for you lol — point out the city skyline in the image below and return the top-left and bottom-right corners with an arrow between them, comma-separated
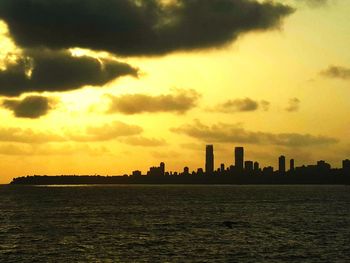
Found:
11,143 -> 350,185
0,1 -> 350,184
138,144 -> 350,177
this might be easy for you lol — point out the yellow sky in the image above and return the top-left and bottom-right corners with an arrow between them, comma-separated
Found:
0,1 -> 349,183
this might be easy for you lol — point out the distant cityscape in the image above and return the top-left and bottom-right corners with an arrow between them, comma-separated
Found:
11,145 -> 350,185
135,145 -> 350,177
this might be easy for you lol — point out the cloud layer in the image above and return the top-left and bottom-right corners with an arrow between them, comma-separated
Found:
67,121 -> 143,142
0,121 -> 143,143
2,95 -> 56,118
172,120 -> 338,147
0,0 -> 293,56
0,49 -> 138,96
121,136 -> 167,147
107,89 -> 200,114
321,65 -> 350,80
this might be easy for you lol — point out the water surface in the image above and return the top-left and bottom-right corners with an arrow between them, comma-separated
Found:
0,185 -> 349,262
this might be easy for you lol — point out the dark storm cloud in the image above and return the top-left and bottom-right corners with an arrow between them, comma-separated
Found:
0,49 -> 138,96
171,120 -> 338,147
321,65 -> 350,80
107,89 -> 200,114
285,97 -> 300,112
2,95 -> 56,118
0,0 -> 293,56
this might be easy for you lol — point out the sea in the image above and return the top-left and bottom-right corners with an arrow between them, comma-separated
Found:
0,185 -> 349,262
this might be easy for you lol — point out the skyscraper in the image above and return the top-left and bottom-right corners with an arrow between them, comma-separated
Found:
205,145 -> 214,174
235,147 -> 244,171
290,159 -> 295,171
279,155 -> 286,173
160,162 -> 165,176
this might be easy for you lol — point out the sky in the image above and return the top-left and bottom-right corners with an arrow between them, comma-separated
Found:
0,0 -> 349,183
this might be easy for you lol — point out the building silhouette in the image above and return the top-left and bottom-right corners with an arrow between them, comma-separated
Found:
183,167 -> 189,176
220,163 -> 225,172
290,159 -> 295,172
205,145 -> 214,174
343,159 -> 350,171
235,147 -> 244,171
132,170 -> 141,176
254,161 -> 259,172
245,161 -> 253,172
10,144 -> 350,185
279,155 -> 286,174
160,162 -> 165,176
147,162 -> 165,176
317,160 -> 331,171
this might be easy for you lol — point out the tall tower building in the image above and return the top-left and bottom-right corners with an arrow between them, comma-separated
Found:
160,162 -> 165,176
279,155 -> 286,173
235,147 -> 244,170
290,159 -> 295,171
205,145 -> 214,174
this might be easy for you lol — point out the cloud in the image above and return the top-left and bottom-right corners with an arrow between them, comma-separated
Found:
67,121 -> 143,142
0,0 -> 293,56
0,49 -> 138,96
215,98 -> 258,112
121,136 -> 167,147
2,95 -> 56,118
0,143 -> 110,156
285,97 -> 300,112
212,98 -> 271,113
107,89 -> 200,114
0,121 -> 143,143
0,127 -> 65,144
171,120 -> 338,147
320,65 -> 350,80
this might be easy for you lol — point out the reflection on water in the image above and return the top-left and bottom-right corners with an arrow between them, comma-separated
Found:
0,185 -> 349,262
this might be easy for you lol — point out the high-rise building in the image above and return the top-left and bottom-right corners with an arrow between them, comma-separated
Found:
235,147 -> 244,170
254,161 -> 259,171
160,162 -> 165,176
279,155 -> 286,173
290,159 -> 295,171
245,161 -> 253,172
205,145 -> 214,174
